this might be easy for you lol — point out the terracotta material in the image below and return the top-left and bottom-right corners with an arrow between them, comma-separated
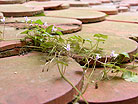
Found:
79,20 -> 138,39
63,21 -> 138,65
72,44 -> 137,66
69,1 -> 89,7
0,25 -> 25,40
0,4 -> 44,17
100,0 -> 111,3
24,1 -> 63,10
0,48 -> 21,58
118,7 -> 129,12
119,3 -> 130,8
0,39 -> 32,58
0,40 -> 30,51
45,9 -> 106,23
34,0 -> 50,1
127,1 -> 138,6
4,16 -> 82,26
0,52 -> 83,104
121,0 -> 138,6
0,0 -> 26,4
48,1 -> 89,7
79,67 -> 138,104
0,40 -> 23,51
0,25 -> 31,57
70,7 -> 118,15
3,16 -> 82,34
40,1 -> 70,9
81,0 -> 102,5
90,6 -> 118,15
107,12 -> 138,23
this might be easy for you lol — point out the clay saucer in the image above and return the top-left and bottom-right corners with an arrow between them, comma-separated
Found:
107,12 -> 138,23
24,1 -> 64,10
118,6 -> 129,12
80,21 -> 138,41
119,3 -> 130,8
63,31 -> 137,57
0,4 -> 44,17
49,1 -> 89,7
69,1 -> 89,7
81,0 -> 102,5
0,16 -> 82,57
90,6 -> 118,15
0,52 -> 83,104
0,25 -> 27,57
0,0 -> 26,4
63,22 -> 138,64
45,9 -> 106,23
79,66 -> 138,104
0,26 -> 24,40
99,0 -> 111,3
3,16 -> 82,34
121,0 -> 138,6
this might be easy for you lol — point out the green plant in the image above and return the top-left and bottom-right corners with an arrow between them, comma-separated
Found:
20,18 -> 138,104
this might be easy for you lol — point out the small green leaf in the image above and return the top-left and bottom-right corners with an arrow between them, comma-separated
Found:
120,52 -> 130,58
27,20 -> 32,24
94,34 -> 108,39
35,19 -> 43,25
133,53 -> 138,57
70,35 -> 83,42
56,31 -> 63,35
21,30 -> 29,34
81,66 -> 87,69
57,27 -> 64,31
58,37 -> 64,43
122,71 -> 133,79
105,63 -> 114,68
46,25 -> 53,33
85,39 -> 92,43
125,75 -> 138,82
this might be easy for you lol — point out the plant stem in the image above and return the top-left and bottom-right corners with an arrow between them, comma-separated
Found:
74,60 -> 96,103
57,63 -> 88,104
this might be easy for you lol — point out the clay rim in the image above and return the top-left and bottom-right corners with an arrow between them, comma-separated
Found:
45,14 -> 106,23
2,7 -> 44,17
0,0 -> 25,4
24,2 -> 63,10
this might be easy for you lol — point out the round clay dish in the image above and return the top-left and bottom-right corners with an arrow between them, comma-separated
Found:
69,1 -> 89,7
45,9 -> 106,23
3,16 -> 82,34
0,4 -> 44,17
0,52 -> 83,104
0,0 -> 26,4
81,0 -> 102,5
118,7 -> 129,12
79,67 -> 138,104
90,6 -> 118,15
24,1 -> 63,10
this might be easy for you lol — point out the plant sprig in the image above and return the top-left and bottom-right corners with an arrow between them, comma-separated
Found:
20,17 -> 138,104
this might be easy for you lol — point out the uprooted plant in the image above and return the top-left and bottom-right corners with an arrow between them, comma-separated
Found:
20,17 -> 138,104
